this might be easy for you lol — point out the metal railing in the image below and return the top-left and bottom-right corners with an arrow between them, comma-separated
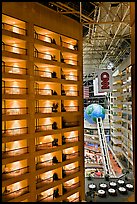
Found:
2,127 -> 28,136
62,90 -> 79,96
65,151 -> 79,160
37,193 -> 53,202
63,58 -> 78,66
34,31 -> 52,43
2,64 -> 28,75
2,166 -> 29,179
2,86 -> 28,95
64,181 -> 80,190
62,41 -> 75,50
62,121 -> 79,128
35,124 -> 53,132
2,42 -> 27,55
2,22 -> 27,35
34,69 -> 52,78
64,166 -> 80,175
65,74 -> 78,81
65,136 -> 79,143
64,106 -> 79,112
35,88 -> 53,95
36,176 -> 53,188
2,107 -> 28,115
2,186 -> 29,202
2,147 -> 28,158
35,141 -> 52,150
36,159 -> 53,169
35,106 -> 53,114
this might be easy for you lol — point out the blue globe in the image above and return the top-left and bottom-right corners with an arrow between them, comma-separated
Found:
84,103 -> 105,124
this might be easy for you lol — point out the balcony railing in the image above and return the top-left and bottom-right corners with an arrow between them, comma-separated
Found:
63,59 -> 78,66
2,42 -> 27,55
34,31 -> 52,43
36,159 -> 53,169
2,22 -> 27,35
62,121 -> 79,128
65,74 -> 78,81
35,106 -> 53,114
36,176 -> 53,188
35,124 -> 53,132
2,166 -> 29,180
37,193 -> 53,202
64,151 -> 79,160
64,181 -> 80,191
35,141 -> 52,150
2,127 -> 28,136
66,136 -> 79,143
2,64 -> 28,75
2,186 -> 29,202
34,48 -> 57,61
61,41 -> 77,50
62,90 -> 79,96
2,107 -> 28,115
34,69 -> 52,78
35,88 -> 53,96
2,147 -> 28,158
63,166 -> 80,176
70,196 -> 80,202
64,106 -> 79,112
2,87 -> 28,95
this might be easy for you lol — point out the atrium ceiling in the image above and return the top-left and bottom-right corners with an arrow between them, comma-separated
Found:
38,2 -> 131,80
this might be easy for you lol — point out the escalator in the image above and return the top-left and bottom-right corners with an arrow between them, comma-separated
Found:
97,117 -> 115,177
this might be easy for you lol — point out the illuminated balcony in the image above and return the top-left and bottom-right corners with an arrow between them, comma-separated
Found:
61,85 -> 78,96
2,107 -> 28,115
62,166 -> 80,177
34,46 -> 59,62
37,193 -> 54,202
60,35 -> 78,51
63,105 -> 79,112
36,175 -> 53,189
2,64 -> 27,75
2,22 -> 27,35
61,52 -> 78,66
35,124 -> 54,132
63,74 -> 78,81
34,69 -> 57,79
2,127 -> 28,136
2,87 -> 28,95
63,181 -> 80,193
2,186 -> 29,202
35,88 -> 56,96
62,118 -> 79,128
34,30 -> 52,43
36,157 -> 61,170
2,147 -> 28,159
36,140 -> 59,151
2,166 -> 29,180
2,42 -> 27,55
62,151 -> 80,161
61,40 -> 78,51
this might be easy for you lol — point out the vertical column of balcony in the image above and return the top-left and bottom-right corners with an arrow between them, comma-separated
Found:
25,22 -> 36,202
75,37 -> 85,199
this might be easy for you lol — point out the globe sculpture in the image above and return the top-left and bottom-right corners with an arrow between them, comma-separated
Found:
84,103 -> 105,124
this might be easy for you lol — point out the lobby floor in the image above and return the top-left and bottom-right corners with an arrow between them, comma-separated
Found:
85,174 -> 134,202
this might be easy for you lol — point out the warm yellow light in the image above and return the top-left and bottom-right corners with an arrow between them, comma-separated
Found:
13,25 -> 20,33
12,182 -> 21,191
13,44 -> 19,53
68,44 -> 74,49
69,131 -> 75,137
65,163 -> 75,170
44,36 -> 51,43
44,52 -> 51,60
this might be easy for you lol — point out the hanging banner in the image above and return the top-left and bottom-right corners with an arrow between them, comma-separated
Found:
97,69 -> 113,92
